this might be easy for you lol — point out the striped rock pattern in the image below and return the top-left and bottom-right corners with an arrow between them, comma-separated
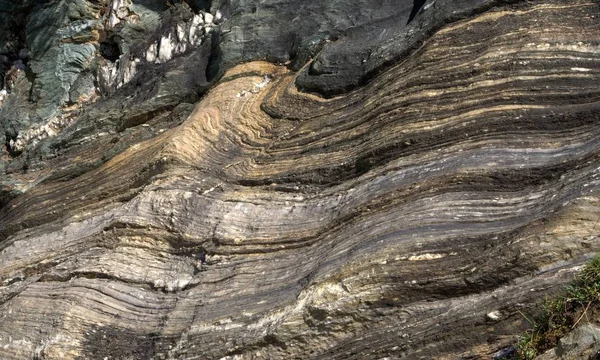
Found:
1,0 -> 600,358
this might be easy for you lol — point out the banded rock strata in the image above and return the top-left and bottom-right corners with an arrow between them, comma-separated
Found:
0,0 -> 600,359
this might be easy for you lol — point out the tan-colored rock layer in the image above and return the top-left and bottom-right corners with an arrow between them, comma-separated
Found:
1,1 -> 600,358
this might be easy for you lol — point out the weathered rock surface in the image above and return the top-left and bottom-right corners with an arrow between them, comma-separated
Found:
0,0 -> 599,359
536,324 -> 600,360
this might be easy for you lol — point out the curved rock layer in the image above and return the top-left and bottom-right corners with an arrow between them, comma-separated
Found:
1,0 -> 600,359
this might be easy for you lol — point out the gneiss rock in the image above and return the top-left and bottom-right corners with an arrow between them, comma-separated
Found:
0,0 -> 599,359
0,0 -> 214,158
213,0 -> 532,96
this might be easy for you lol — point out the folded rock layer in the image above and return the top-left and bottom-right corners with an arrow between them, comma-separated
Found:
0,0 -> 599,359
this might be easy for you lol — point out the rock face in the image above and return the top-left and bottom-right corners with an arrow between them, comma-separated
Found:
537,324 -> 600,360
0,0 -> 599,359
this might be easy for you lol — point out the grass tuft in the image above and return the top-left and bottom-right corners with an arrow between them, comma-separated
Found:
516,255 -> 600,359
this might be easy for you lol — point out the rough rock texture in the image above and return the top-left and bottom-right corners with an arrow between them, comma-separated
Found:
0,0 -> 600,359
536,324 -> 600,360
212,0 -> 533,96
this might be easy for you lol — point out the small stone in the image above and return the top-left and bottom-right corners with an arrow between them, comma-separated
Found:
486,310 -> 502,321
204,12 -> 214,24
493,346 -> 516,360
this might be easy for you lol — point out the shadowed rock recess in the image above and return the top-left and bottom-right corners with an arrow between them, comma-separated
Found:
0,0 -> 599,359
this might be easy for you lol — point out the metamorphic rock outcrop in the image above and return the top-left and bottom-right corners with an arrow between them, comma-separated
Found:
0,0 -> 599,359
